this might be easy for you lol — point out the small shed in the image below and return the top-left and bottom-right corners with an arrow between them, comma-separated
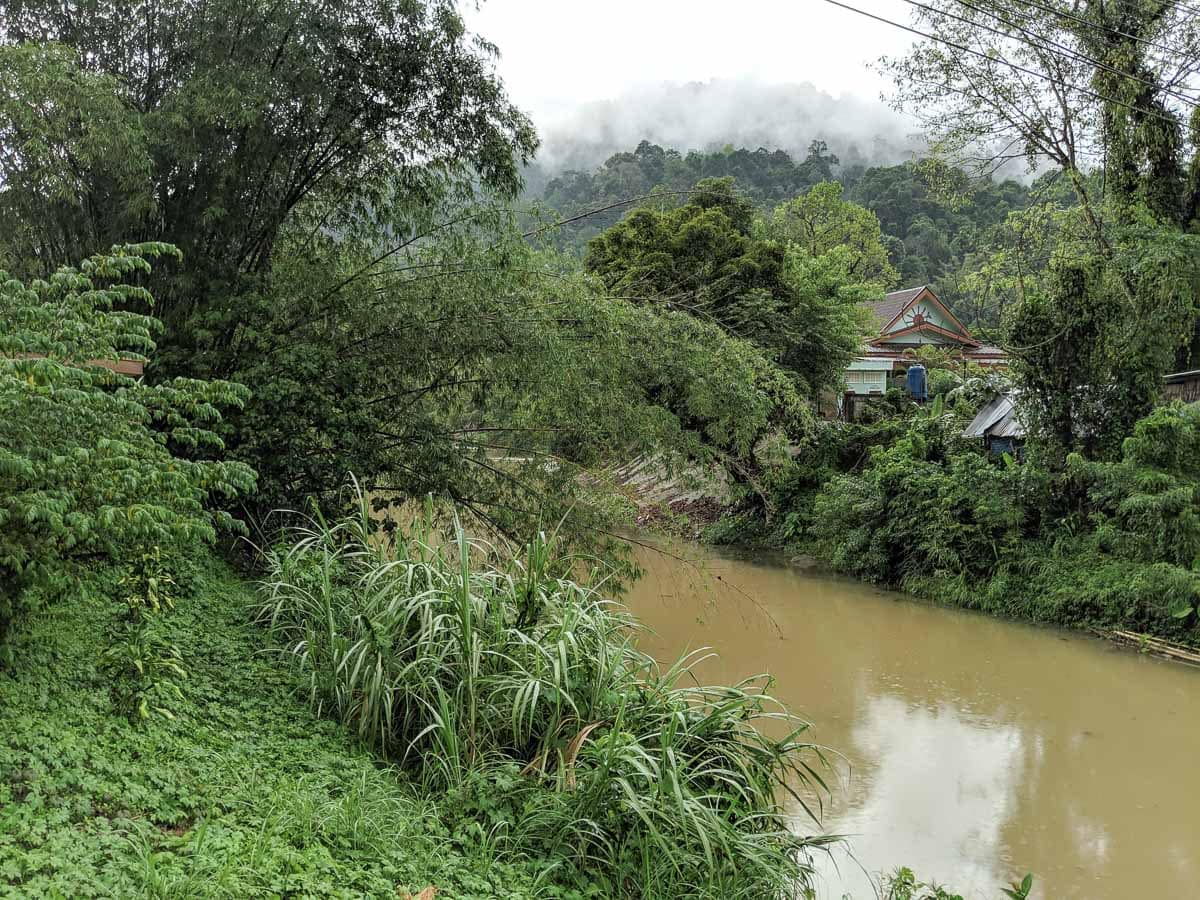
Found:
963,394 -> 1026,457
1163,370 -> 1200,403
8,353 -> 144,377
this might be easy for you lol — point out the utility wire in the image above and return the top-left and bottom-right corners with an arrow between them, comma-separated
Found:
939,0 -> 1200,108
1008,0 -> 1193,58
820,0 -> 1189,127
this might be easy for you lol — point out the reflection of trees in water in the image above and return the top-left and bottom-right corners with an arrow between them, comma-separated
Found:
812,694 -> 1022,898
623,543 -> 1200,899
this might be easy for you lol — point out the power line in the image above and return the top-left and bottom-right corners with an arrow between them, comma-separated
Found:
1167,1 -> 1200,24
820,0 -> 1189,128
940,0 -> 1200,108
1008,0 -> 1193,58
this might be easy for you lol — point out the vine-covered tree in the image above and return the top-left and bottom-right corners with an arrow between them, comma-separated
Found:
882,0 -> 1200,229
1006,224 -> 1200,463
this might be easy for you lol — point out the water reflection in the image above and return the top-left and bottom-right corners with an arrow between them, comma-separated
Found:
811,696 -> 1025,898
622,540 -> 1200,900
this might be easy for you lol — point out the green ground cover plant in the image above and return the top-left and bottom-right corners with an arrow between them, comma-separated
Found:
0,558 -> 594,899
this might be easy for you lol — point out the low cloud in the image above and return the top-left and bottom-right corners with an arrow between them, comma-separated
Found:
529,78 -> 927,175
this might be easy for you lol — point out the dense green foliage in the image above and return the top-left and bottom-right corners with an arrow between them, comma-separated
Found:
0,7 -> 835,540
222,207 -> 808,526
766,402 -> 1200,646
0,245 -> 254,653
756,181 -> 898,285
0,2 -> 536,284
538,140 -> 844,248
533,141 -> 1032,325
0,25 -> 852,897
0,2 -> 552,526
1006,223 -> 1200,463
0,559 -> 601,898
584,179 -> 873,395
4,0 -> 1200,894
257,494 -> 832,898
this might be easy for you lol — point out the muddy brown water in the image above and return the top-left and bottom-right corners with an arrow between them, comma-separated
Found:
622,539 -> 1200,900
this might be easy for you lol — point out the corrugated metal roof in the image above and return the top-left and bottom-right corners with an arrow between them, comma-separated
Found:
963,395 -> 1013,438
991,407 -> 1025,438
963,393 -> 1026,440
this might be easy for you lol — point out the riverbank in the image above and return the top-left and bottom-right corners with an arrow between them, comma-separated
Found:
681,405 -> 1200,655
2,521 -> 835,899
706,513 -> 1200,659
0,559 -> 558,897
5,531 -> 1050,900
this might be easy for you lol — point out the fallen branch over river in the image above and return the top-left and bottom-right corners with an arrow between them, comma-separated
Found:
1103,629 -> 1200,666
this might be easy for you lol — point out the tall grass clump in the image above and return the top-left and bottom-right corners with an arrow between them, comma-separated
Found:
256,489 -> 833,898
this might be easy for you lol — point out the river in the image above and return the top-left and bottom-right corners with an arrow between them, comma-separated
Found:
622,539 -> 1200,900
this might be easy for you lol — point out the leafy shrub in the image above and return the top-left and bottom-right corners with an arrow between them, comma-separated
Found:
101,548 -> 189,722
811,414 -> 1026,584
101,615 -> 187,722
926,367 -> 960,398
707,417 -> 908,548
806,402 -> 1200,644
1067,402 -> 1200,569
257,487 -> 833,898
0,244 -> 256,655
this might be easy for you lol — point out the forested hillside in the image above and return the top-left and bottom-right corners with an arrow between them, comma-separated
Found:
530,140 -> 1053,328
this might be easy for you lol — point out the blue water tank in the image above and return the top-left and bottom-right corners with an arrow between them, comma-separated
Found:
906,365 -> 928,402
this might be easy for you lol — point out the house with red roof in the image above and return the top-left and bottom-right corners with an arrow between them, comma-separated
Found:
843,285 -> 1006,402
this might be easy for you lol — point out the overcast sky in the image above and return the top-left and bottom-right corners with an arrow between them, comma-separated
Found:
466,0 -> 915,126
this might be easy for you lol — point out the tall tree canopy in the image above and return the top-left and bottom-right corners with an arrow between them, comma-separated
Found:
757,181 -> 898,285
584,179 -> 872,395
0,0 -> 538,346
531,141 -> 1033,329
883,0 -> 1200,230
537,140 -> 848,251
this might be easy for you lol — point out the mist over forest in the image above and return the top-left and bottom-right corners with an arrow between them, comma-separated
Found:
522,78 -> 927,194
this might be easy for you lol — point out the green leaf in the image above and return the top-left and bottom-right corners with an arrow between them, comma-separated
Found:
1168,599 -> 1194,619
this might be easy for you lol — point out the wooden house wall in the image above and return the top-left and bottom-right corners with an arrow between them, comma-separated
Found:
1163,376 -> 1200,403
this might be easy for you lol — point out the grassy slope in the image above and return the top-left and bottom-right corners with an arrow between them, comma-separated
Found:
0,561 -> 556,899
